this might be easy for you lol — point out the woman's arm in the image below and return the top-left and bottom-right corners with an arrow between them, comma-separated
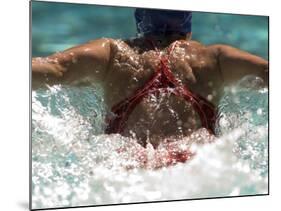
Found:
32,38 -> 113,89
208,44 -> 269,86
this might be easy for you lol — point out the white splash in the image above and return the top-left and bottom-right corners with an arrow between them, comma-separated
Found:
32,76 -> 268,209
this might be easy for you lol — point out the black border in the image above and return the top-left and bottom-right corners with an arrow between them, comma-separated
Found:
29,1 -> 32,210
29,0 -> 270,210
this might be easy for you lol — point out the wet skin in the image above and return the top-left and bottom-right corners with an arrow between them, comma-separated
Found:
32,37 -> 268,147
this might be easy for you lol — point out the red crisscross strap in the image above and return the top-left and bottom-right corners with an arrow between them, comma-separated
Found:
105,40 -> 216,135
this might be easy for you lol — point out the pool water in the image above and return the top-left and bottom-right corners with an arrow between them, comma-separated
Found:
31,1 -> 269,209
31,1 -> 268,59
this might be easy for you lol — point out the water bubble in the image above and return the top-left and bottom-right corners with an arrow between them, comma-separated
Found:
207,94 -> 213,101
257,108 -> 263,115
71,57 -> 77,64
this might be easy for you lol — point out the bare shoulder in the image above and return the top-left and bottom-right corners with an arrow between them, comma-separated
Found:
174,40 -> 218,70
106,39 -> 146,74
183,40 -> 205,47
32,37 -> 119,89
62,38 -> 115,58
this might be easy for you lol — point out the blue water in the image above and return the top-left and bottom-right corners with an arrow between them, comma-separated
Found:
31,1 -> 268,210
32,1 -> 268,59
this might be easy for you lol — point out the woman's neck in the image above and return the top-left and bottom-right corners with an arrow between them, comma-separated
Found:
144,34 -> 189,47
124,34 -> 190,53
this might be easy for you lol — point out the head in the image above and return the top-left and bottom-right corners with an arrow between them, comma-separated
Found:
135,8 -> 192,41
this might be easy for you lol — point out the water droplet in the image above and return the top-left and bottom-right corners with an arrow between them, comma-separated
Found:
177,120 -> 182,126
257,108 -> 263,115
207,94 -> 213,101
72,57 -> 77,64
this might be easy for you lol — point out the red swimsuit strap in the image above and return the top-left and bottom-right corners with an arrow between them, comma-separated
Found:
105,40 -> 216,134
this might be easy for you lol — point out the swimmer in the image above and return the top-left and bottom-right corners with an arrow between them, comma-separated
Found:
32,9 -> 268,148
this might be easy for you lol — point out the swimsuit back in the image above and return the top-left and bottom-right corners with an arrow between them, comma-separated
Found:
105,40 -> 216,135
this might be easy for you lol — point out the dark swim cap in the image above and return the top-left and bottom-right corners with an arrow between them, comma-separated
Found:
135,8 -> 192,36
